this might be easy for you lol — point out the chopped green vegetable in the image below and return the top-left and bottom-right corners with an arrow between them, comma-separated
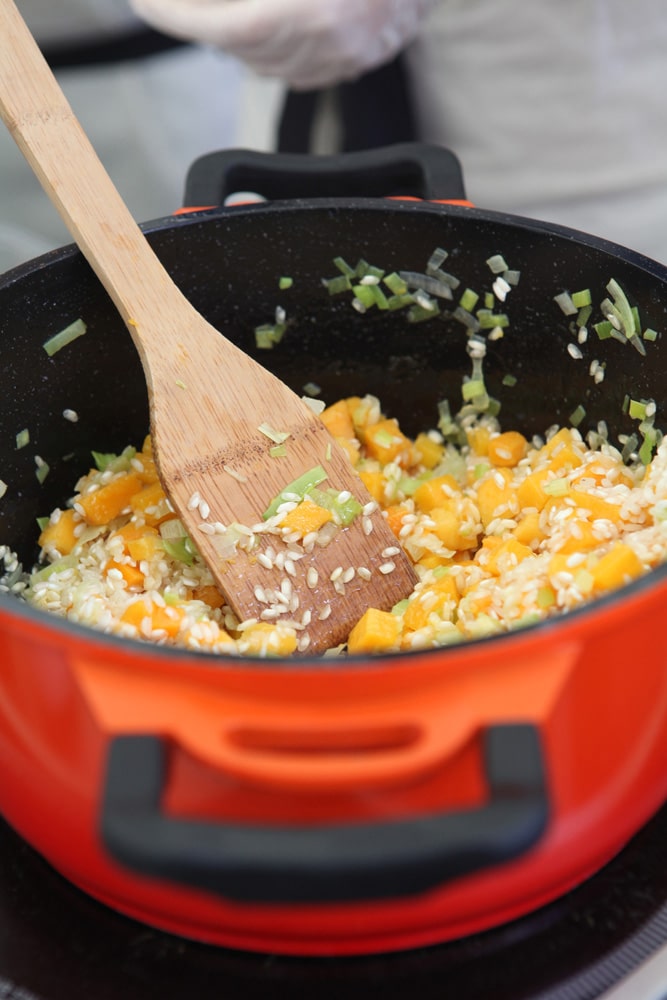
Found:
571,289 -> 592,308
628,399 -> 647,420
323,274 -> 352,296
254,322 -> 286,349
462,378 -> 486,402
30,554 -> 78,582
569,404 -> 586,427
15,428 -> 29,449
544,477 -> 569,497
43,318 -> 87,357
263,465 -> 329,520
257,423 -> 290,445
459,288 -> 479,312
477,311 -> 509,329
35,458 -> 49,485
162,537 -> 196,566
36,516 -> 50,531
332,256 -> 356,277
269,444 -> 287,458
383,272 -> 408,296
308,487 -> 362,526
502,374 -> 518,387
91,445 -> 136,473
279,276 -> 293,290
486,254 -> 508,274
643,328 -> 658,342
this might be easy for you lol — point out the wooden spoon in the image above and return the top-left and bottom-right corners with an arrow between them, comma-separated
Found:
0,0 -> 417,654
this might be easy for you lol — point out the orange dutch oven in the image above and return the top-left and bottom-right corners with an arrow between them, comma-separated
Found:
0,145 -> 666,956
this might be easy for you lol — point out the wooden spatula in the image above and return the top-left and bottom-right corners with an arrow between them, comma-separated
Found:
0,0 -> 418,654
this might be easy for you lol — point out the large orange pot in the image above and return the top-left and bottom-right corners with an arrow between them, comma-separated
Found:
1,144 -> 666,955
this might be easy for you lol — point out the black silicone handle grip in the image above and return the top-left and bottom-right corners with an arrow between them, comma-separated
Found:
183,142 -> 467,206
101,723 -> 548,904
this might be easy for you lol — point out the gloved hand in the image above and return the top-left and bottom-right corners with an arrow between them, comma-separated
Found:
129,0 -> 436,90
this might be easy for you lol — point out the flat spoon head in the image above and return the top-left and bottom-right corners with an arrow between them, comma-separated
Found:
0,0 -> 418,653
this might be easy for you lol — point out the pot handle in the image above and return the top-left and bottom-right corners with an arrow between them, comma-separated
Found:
182,142 -> 467,207
101,722 -> 547,903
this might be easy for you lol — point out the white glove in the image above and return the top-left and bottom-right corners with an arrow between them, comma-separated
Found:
129,0 -> 436,90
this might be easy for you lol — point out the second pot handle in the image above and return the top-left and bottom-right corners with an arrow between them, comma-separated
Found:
183,142 -> 467,206
101,722 -> 547,904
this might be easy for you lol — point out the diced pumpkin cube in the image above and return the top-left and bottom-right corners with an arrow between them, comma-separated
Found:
487,431 -> 528,467
484,537 -> 534,576
335,436 -> 360,466
121,599 -> 185,638
237,622 -> 298,657
77,472 -> 143,526
554,519 -> 602,555
569,489 -> 623,523
280,499 -> 333,538
571,454 -> 634,489
38,507 -> 79,556
358,468 -> 385,504
361,418 -> 415,467
193,584 -> 226,610
414,432 -> 444,469
320,399 -> 356,440
512,510 -> 544,547
517,468 -> 552,511
384,503 -> 411,538
413,474 -> 460,512
402,575 -> 459,633
466,426 -> 491,456
476,468 -> 513,527
348,607 -> 401,654
105,559 -> 144,589
591,544 -> 644,592
130,480 -> 171,524
126,529 -> 163,563
429,505 -> 479,550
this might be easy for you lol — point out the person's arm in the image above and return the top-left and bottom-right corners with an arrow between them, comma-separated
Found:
129,0 -> 436,90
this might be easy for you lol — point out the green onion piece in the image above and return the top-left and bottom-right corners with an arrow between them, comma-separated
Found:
576,305 -> 593,328
352,283 -> 377,309
484,292 -> 495,310
427,247 -> 449,271
257,423 -> 290,444
92,450 -> 116,471
474,463 -> 490,479
333,256 -> 356,277
639,428 -> 658,465
606,278 -> 636,338
354,259 -> 371,278
254,322 -> 286,350
544,477 -> 569,497
477,311 -> 509,329
35,459 -> 50,485
643,328 -> 659,342
15,428 -> 30,449
407,303 -> 440,323
486,254 -> 508,274
93,445 -> 136,474
269,444 -> 287,458
279,276 -> 293,290
302,381 -> 321,397
162,537 -> 195,566
263,465 -> 329,520
628,399 -> 647,420
594,320 -> 613,340
323,274 -> 352,296
462,378 -> 486,402
459,288 -> 479,312
570,404 -> 586,427
308,487 -> 362,526
31,554 -> 78,582
36,516 -> 50,531
369,284 -> 389,310
392,599 -> 410,616
383,272 -> 408,295
386,293 -> 414,311
554,292 -> 577,316
502,374 -> 518,387
571,289 -> 592,308
43,318 -> 87,357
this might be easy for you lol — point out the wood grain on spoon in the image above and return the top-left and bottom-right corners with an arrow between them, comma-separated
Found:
0,0 -> 418,653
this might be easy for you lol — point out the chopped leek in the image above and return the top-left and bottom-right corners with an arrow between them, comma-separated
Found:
308,487 -> 362,526
263,465 -> 328,520
43,318 -> 87,357
257,423 -> 290,445
279,276 -> 293,290
569,404 -> 586,427
459,288 -> 479,312
332,256 -> 356,277
15,428 -> 29,449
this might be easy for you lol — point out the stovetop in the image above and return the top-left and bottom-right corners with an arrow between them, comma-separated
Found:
1,804 -> 667,1000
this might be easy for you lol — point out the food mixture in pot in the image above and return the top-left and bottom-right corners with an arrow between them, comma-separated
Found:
21,393 -> 667,657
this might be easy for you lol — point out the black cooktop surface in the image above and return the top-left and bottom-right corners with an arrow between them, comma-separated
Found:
2,804 -> 667,1000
